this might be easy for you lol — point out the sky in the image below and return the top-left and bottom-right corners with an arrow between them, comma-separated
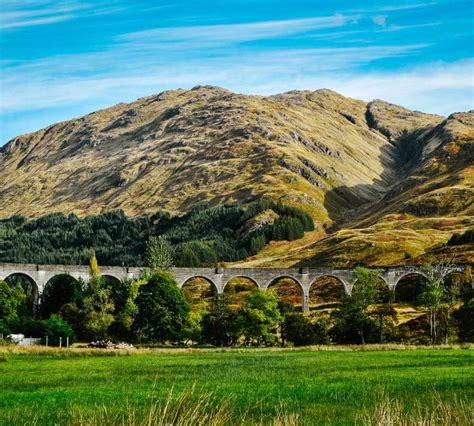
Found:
0,0 -> 473,144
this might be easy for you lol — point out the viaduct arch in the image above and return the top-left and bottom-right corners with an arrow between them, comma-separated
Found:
0,263 -> 470,312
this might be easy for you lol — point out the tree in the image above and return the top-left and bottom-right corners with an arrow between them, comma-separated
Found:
237,289 -> 281,346
108,278 -> 143,341
40,275 -> 83,319
330,267 -> 381,344
201,294 -> 239,346
282,312 -> 329,346
417,264 -> 446,344
369,304 -> 397,343
351,267 -> 382,308
41,315 -> 76,346
133,272 -> 190,343
331,302 -> 378,344
82,256 -> 115,340
182,310 -> 205,345
147,236 -> 174,271
0,280 -> 25,324
454,298 -> 474,342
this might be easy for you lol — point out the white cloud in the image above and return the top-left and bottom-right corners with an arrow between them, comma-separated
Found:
0,1 -> 124,29
372,15 -> 387,27
118,14 -> 355,46
0,43 -> 430,114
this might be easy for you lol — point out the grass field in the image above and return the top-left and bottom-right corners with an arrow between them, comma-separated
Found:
0,346 -> 473,425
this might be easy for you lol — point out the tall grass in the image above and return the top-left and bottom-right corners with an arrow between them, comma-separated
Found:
1,343 -> 472,357
359,391 -> 473,426
1,386 -> 299,426
4,387 -> 471,425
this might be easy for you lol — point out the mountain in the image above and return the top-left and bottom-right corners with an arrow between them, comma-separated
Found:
1,86 -> 473,266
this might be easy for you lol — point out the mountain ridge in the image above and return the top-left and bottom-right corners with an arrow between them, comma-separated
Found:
1,86 -> 472,266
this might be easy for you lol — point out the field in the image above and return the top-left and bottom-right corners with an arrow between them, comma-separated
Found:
0,346 -> 473,425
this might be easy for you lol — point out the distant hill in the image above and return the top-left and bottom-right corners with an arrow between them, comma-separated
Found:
1,87 -> 472,266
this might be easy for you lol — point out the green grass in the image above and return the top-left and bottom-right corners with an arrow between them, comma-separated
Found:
0,347 -> 473,424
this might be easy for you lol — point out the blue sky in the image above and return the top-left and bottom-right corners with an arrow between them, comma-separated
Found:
1,0 -> 473,145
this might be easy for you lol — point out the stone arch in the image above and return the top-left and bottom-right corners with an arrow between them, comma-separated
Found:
101,274 -> 123,285
394,272 -> 429,303
178,275 -> 217,289
224,275 -> 259,291
394,271 -> 429,288
309,275 -> 346,309
3,272 -> 40,316
181,276 -> 218,310
266,275 -> 303,310
264,275 -> 303,291
224,276 -> 259,306
41,273 -> 82,317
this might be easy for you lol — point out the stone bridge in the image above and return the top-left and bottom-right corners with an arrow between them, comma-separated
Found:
1,263 -> 469,312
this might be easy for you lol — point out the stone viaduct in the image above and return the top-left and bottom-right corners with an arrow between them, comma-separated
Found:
0,263 -> 469,312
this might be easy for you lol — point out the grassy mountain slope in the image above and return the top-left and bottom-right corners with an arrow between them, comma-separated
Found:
1,87 -> 472,266
239,111 -> 474,267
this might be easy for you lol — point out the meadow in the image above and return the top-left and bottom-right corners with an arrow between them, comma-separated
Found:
0,345 -> 473,425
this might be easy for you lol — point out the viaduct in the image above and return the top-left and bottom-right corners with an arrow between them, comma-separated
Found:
0,263 -> 470,312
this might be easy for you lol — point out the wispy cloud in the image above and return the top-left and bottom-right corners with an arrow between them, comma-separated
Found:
1,1 -> 472,142
0,0 -> 124,29
0,40 -> 448,115
118,14 -> 356,46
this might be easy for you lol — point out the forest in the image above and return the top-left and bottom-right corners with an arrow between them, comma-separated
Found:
0,200 -> 314,267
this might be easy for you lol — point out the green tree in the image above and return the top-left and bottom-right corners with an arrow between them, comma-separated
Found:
330,267 -> 381,344
417,264 -> 445,344
82,256 -> 115,340
237,289 -> 281,346
201,294 -> 239,346
351,267 -> 382,308
147,236 -> 174,271
182,310 -> 205,345
41,315 -> 76,346
133,272 -> 190,343
108,278 -> 144,340
331,302 -> 378,344
0,280 -> 25,324
282,312 -> 329,347
369,304 -> 397,343
40,275 -> 83,319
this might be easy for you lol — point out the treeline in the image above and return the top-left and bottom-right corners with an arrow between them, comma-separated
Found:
1,258 -> 473,347
0,200 -> 314,267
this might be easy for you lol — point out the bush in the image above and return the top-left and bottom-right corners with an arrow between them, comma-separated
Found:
282,312 -> 329,346
331,303 -> 379,344
41,315 -> 76,346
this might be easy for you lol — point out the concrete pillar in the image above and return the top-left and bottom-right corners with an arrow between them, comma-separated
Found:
302,290 -> 310,313
213,271 -> 225,294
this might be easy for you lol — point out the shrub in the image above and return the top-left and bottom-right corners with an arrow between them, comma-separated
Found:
282,312 -> 329,346
41,315 -> 76,346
